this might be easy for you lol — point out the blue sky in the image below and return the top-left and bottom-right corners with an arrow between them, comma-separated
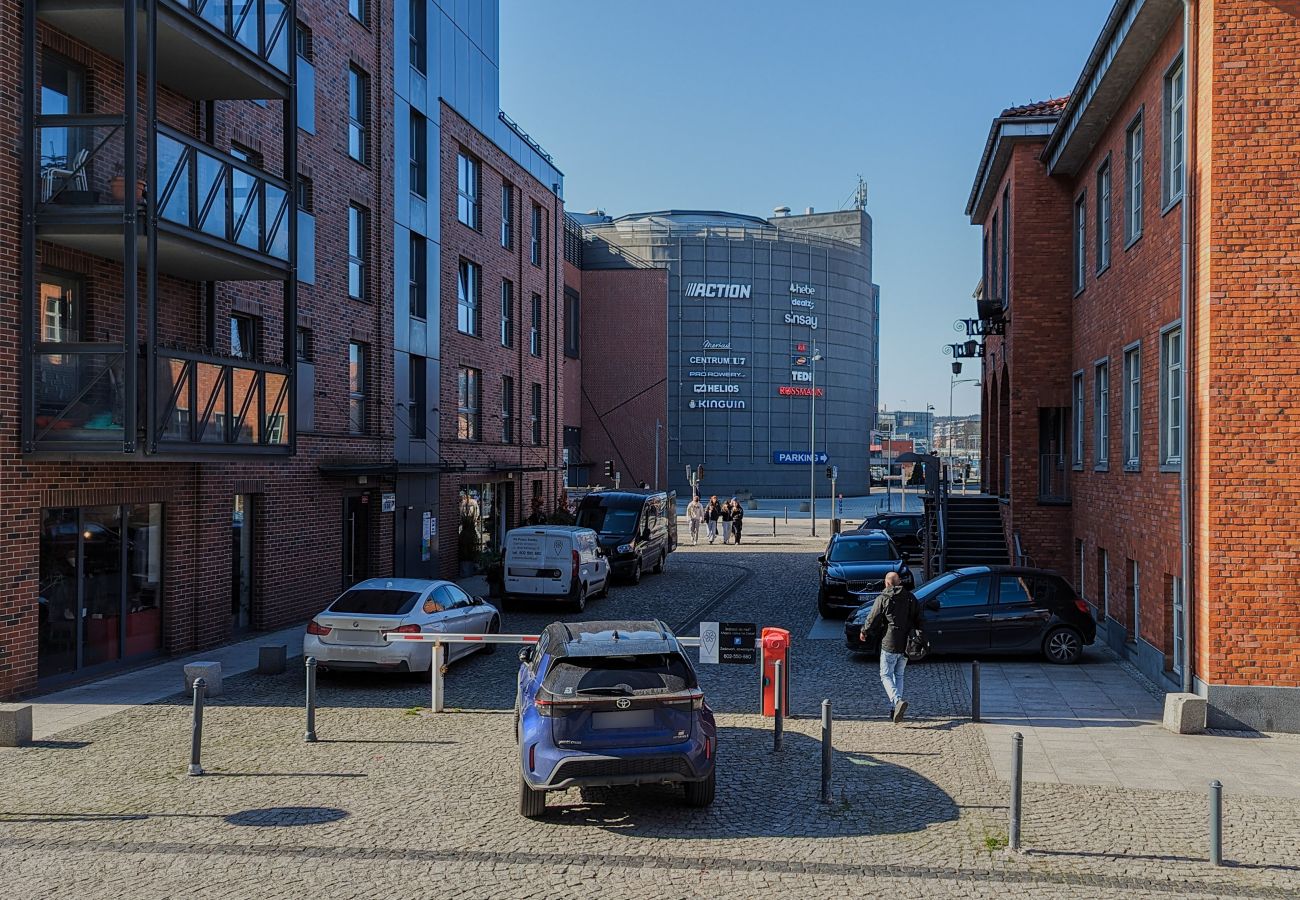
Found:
499,0 -> 1114,417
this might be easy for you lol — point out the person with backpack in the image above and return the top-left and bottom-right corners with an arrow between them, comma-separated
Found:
860,571 -> 923,723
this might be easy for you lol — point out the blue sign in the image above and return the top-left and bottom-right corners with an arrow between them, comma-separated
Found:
773,451 -> 829,465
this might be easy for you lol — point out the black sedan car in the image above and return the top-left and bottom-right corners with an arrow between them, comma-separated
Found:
817,531 -> 914,619
856,513 -> 924,556
845,566 -> 1097,664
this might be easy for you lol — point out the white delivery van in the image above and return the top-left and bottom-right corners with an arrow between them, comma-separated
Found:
503,526 -> 609,611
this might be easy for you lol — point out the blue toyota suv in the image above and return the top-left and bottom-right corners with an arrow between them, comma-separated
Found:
514,619 -> 717,818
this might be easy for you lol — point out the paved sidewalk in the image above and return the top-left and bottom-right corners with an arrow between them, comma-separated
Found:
970,654 -> 1300,798
28,623 -> 305,740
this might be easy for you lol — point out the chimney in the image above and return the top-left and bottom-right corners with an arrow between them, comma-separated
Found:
773,205 -> 790,217
805,206 -> 815,215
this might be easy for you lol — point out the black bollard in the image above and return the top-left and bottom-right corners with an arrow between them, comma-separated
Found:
972,660 -> 981,722
773,660 -> 784,752
1209,780 -> 1223,866
305,656 -> 318,743
1009,731 -> 1024,851
820,699 -> 832,803
188,677 -> 206,776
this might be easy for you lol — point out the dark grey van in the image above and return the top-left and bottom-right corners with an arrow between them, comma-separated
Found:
575,490 -> 677,584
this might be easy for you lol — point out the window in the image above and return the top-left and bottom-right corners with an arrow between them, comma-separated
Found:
500,279 -> 513,347
1096,159 -> 1112,272
295,21 -> 314,60
1098,548 -> 1109,619
1123,344 -> 1141,469
410,234 -> 427,319
997,576 -> 1033,605
231,314 -> 257,359
502,375 -> 514,444
1170,574 -> 1185,674
295,175 -> 314,212
1094,360 -> 1109,468
348,204 -> 368,300
989,211 -> 999,302
1163,59 -> 1185,207
530,294 -> 542,357
1000,189 -> 1010,306
1076,539 -> 1086,600
409,0 -> 426,74
1160,326 -> 1182,466
40,52 -> 86,200
38,273 -> 82,345
408,355 -> 426,439
1073,194 -> 1087,294
1127,558 -> 1140,643
295,25 -> 316,134
348,66 -> 369,163
349,0 -> 367,26
1072,372 -> 1085,467
295,326 -> 312,362
348,342 -> 367,434
530,382 -> 542,445
410,111 -> 427,197
457,258 -> 480,336
457,152 -> 479,229
1125,113 -> 1144,242
564,287 -> 580,358
530,204 -> 542,266
934,576 -> 991,608
501,183 -> 513,248
457,366 -> 481,441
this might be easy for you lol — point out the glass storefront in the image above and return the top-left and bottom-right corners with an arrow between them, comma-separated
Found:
38,503 -> 163,681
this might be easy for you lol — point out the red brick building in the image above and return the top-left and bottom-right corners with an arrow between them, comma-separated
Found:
969,0 -> 1300,730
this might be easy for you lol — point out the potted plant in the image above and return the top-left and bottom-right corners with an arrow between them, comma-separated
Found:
478,548 -> 505,597
109,164 -> 146,204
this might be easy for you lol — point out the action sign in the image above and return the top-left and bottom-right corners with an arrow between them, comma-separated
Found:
698,622 -> 756,664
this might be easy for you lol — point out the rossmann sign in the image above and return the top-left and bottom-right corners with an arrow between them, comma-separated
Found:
684,282 -> 752,299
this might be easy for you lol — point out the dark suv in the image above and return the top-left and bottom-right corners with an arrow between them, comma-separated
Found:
856,513 -> 924,556
515,620 -> 717,818
817,531 -> 914,618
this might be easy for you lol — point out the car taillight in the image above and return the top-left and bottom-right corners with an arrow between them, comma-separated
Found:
572,549 -> 580,584
306,620 -> 331,636
392,624 -> 422,634
1074,598 -> 1091,616
534,698 -> 556,717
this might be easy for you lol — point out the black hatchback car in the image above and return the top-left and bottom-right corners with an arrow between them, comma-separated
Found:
856,513 -> 924,556
817,531 -> 914,619
845,566 -> 1097,664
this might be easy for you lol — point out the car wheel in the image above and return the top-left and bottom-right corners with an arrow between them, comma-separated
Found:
817,591 -> 835,620
1044,626 -> 1083,664
482,617 -> 500,654
519,776 -> 546,818
596,576 -> 609,599
683,766 -> 716,808
653,550 -> 666,574
630,557 -> 642,584
571,583 -> 586,613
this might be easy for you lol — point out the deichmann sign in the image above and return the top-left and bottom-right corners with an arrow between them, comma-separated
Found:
773,451 -> 829,465
784,312 -> 818,329
685,282 -> 752,299
779,386 -> 825,397
689,399 -> 746,410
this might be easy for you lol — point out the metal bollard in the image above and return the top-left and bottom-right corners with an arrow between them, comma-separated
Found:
972,660 -> 981,722
304,656 -> 318,743
773,660 -> 784,752
820,699 -> 833,803
772,516 -> 776,536
1009,731 -> 1024,851
1209,780 -> 1223,866
188,677 -> 206,776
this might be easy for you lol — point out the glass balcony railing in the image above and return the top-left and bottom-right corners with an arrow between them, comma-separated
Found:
32,349 -> 128,444
186,0 -> 290,75
155,351 -> 289,448
156,127 -> 290,262
36,119 -> 126,207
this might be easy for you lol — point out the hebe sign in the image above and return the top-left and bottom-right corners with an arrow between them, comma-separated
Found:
773,451 -> 829,465
685,282 -> 752,299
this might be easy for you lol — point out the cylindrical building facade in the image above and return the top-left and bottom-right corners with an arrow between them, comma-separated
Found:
580,208 -> 879,498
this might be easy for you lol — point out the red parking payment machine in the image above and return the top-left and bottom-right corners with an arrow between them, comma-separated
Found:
760,627 -> 790,717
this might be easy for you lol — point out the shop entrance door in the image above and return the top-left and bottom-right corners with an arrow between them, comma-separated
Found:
343,495 -> 371,587
231,495 -> 254,630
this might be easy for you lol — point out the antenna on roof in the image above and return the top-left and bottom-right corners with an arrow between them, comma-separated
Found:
854,175 -> 868,210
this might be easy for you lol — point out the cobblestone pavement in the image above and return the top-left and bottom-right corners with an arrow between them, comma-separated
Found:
1,538 -> 1298,899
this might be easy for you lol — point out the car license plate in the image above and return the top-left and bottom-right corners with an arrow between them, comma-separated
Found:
592,709 -> 654,729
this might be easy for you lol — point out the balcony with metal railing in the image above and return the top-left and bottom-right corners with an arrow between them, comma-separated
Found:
37,0 -> 291,100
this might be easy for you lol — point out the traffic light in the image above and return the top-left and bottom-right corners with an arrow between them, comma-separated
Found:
603,460 -> 614,478
826,464 -> 834,479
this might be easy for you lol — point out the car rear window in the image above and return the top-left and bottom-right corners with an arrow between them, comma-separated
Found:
330,588 -> 420,616
542,653 -> 696,697
828,539 -> 898,563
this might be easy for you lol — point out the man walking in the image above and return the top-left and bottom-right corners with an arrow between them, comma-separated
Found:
686,495 -> 704,545
861,571 -> 920,723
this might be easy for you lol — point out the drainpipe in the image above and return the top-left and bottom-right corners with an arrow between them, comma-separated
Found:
1179,0 -> 1194,694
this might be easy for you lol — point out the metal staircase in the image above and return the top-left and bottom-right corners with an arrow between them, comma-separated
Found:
942,496 -> 1011,570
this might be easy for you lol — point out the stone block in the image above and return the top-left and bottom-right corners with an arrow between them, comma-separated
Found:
184,661 -> 223,698
0,704 -> 33,747
1162,692 -> 1207,734
258,644 -> 287,675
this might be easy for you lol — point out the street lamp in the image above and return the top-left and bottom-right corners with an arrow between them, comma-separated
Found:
809,342 -> 824,536
949,375 -> 981,491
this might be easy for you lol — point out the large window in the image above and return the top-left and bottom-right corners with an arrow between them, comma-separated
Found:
349,0 -> 367,24
1163,59 -> 1185,207
410,111 -> 427,198
457,366 -> 481,441
409,0 -> 426,74
501,375 -> 514,444
564,287 -> 580,358
407,355 -> 425,439
1170,574 -> 1185,675
348,342 -> 367,434
348,204 -> 368,300
1073,194 -> 1087,294
1160,326 -> 1182,466
1000,189 -> 1010,306
457,259 -> 480,336
530,294 -> 542,357
410,234 -> 427,319
1096,159 -> 1112,273
348,65 -> 369,164
1125,113 -> 1144,243
530,382 -> 542,445
1123,344 -> 1141,469
500,279 -> 513,347
530,204 -> 542,266
1072,371 -> 1085,467
457,151 -> 479,229
989,211 -> 999,302
1094,360 -> 1109,468
40,51 -> 86,200
501,182 -> 513,249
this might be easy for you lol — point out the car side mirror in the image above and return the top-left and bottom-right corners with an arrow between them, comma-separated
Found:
518,646 -> 534,663
900,552 -> 910,563
471,596 -> 485,605
817,554 -> 826,564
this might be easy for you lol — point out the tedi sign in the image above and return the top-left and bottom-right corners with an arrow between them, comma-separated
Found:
685,282 -> 752,299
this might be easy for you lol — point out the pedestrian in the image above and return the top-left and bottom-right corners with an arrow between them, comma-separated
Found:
731,498 -> 744,544
860,571 -> 921,723
526,497 -> 547,526
687,495 -> 704,545
719,499 -> 734,545
705,496 -> 721,543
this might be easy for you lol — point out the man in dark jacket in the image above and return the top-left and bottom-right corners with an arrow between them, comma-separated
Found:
730,499 -> 745,544
861,571 -> 921,723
